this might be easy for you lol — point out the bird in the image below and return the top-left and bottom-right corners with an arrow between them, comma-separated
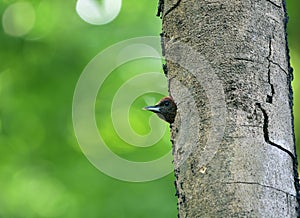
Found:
143,97 -> 177,124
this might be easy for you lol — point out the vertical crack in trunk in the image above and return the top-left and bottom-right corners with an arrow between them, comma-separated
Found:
266,37 -> 275,104
256,103 -> 294,159
256,102 -> 300,208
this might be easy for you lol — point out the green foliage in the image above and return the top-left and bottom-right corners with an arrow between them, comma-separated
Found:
0,0 -> 177,217
0,0 -> 299,217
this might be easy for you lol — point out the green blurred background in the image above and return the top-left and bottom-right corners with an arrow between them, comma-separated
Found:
0,0 -> 299,217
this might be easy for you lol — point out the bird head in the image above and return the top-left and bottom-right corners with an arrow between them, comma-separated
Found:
143,97 -> 177,124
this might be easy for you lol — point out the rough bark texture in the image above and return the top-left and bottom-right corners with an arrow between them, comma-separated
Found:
159,0 -> 299,217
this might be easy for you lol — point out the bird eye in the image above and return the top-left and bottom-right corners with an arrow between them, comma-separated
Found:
164,101 -> 170,106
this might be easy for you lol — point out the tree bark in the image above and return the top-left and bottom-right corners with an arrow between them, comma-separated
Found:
159,0 -> 300,217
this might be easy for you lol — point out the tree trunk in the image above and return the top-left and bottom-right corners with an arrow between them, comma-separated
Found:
159,0 -> 300,217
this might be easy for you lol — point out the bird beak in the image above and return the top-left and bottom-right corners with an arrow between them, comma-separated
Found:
143,105 -> 160,113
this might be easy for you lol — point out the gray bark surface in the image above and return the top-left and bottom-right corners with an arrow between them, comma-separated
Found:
159,0 -> 299,217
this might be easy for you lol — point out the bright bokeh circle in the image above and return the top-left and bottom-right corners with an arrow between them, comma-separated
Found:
2,2 -> 36,37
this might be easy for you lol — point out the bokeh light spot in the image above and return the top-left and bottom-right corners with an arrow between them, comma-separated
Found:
76,0 -> 122,25
2,2 -> 36,37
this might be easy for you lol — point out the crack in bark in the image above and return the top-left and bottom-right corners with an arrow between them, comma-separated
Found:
267,14 -> 280,24
256,103 -> 295,160
233,57 -> 256,63
259,11 -> 300,211
256,102 -> 300,207
224,181 -> 296,197
266,0 -> 281,8
269,59 -> 289,75
266,37 -> 275,104
163,0 -> 182,18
